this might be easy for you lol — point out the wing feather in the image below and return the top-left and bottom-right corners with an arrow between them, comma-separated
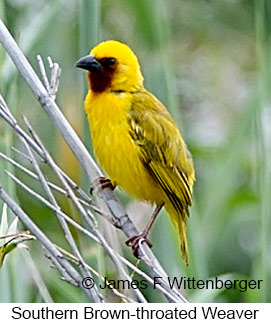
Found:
128,90 -> 194,220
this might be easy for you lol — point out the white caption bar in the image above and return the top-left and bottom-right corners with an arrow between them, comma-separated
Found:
0,303 -> 269,322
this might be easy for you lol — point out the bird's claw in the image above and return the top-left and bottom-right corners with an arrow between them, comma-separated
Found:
125,233 -> 152,258
90,176 -> 115,196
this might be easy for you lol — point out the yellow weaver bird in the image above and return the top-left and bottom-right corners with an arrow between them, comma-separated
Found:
76,40 -> 195,265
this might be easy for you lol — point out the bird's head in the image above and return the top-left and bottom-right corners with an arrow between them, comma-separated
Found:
76,40 -> 144,93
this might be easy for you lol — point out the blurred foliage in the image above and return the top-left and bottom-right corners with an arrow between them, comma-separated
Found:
0,0 -> 270,303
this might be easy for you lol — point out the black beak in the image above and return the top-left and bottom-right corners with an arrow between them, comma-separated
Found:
75,55 -> 102,72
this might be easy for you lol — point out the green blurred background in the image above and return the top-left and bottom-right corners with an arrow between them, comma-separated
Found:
0,0 -> 270,303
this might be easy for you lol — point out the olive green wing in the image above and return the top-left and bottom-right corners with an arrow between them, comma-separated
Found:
127,90 -> 194,220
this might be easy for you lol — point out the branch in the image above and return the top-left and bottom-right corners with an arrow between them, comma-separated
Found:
4,170 -> 181,302
0,185 -> 102,302
18,121 -> 104,302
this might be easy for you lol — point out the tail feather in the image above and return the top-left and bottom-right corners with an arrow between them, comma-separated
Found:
165,203 -> 189,265
177,215 -> 189,265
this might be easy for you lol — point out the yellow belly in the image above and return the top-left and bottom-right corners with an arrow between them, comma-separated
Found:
85,91 -> 164,204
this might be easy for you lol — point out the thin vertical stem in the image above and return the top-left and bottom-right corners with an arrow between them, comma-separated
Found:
78,0 -> 108,298
255,0 -> 271,302
79,0 -> 101,180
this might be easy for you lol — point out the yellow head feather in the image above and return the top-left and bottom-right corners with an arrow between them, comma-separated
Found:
90,40 -> 144,92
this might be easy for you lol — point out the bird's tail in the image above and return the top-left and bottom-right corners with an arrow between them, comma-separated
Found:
177,214 -> 189,265
165,204 -> 189,265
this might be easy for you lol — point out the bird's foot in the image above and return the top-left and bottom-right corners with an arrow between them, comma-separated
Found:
90,176 -> 115,196
125,232 -> 152,258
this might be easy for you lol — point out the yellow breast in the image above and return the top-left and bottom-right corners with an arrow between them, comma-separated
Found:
85,91 -> 163,204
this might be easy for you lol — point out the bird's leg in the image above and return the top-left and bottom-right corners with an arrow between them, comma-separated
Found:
125,203 -> 164,258
90,176 -> 115,195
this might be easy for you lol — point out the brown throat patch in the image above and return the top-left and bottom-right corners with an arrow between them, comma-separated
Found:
88,68 -> 115,93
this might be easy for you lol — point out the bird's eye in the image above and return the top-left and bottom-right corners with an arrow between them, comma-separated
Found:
107,58 -> 116,66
